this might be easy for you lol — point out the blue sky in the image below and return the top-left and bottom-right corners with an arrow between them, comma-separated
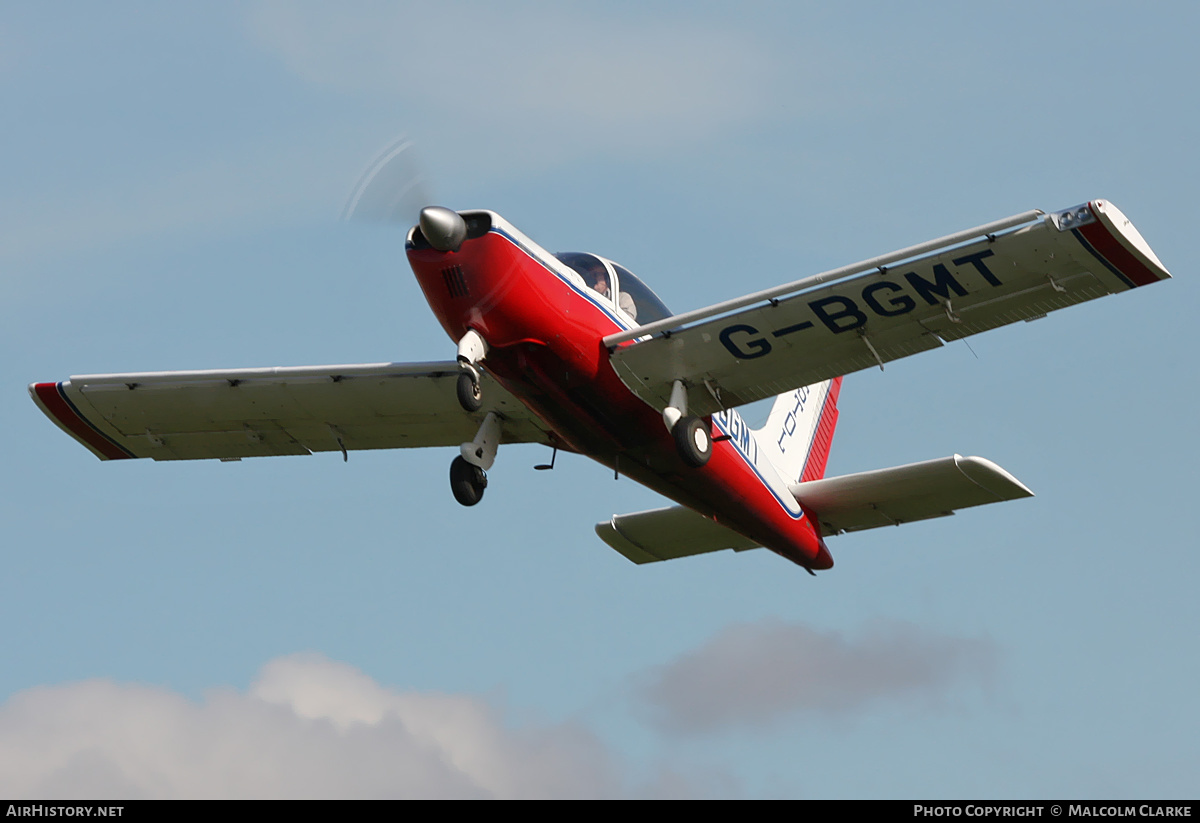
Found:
2,1 -> 1197,798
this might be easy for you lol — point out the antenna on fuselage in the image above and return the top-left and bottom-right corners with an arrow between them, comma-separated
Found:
534,447 -> 557,471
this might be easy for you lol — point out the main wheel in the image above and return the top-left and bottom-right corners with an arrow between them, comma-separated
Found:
673,416 -> 712,468
450,456 -> 487,506
456,370 -> 482,412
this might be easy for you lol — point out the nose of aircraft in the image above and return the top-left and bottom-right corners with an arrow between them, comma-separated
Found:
419,206 -> 468,252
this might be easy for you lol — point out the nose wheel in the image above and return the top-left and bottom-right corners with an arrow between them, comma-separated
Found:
456,330 -> 489,412
456,370 -> 482,412
450,455 -> 487,506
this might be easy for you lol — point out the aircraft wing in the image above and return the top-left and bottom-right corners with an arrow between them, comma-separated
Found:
792,454 -> 1033,536
606,200 -> 1170,416
31,362 -> 553,461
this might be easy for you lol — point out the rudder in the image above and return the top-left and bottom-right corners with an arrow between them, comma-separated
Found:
754,377 -> 842,484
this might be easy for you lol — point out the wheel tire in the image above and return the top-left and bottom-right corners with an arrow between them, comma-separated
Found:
450,456 -> 487,506
673,416 -> 712,468
456,370 -> 482,412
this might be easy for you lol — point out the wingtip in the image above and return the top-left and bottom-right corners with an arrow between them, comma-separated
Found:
29,380 -> 134,461
956,454 -> 1035,499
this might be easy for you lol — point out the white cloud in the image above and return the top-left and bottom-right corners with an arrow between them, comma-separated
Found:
638,619 -> 997,733
2,4 -> 780,277
0,654 -> 680,799
0,136 -> 359,278
0,622 -> 997,796
247,1 -> 778,167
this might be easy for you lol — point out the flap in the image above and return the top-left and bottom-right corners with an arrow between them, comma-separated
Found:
791,454 -> 1034,535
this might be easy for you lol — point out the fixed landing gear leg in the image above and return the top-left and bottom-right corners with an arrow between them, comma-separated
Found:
455,330 -> 488,412
450,412 -> 502,506
662,380 -> 712,468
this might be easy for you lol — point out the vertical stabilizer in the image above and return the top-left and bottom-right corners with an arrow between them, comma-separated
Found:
754,377 -> 842,483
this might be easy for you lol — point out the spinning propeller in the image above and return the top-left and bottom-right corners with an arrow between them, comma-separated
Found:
342,136 -> 467,252
341,134 -> 432,227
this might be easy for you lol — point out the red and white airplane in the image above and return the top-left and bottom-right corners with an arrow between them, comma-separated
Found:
31,199 -> 1169,573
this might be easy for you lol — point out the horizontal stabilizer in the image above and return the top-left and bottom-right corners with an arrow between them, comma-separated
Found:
595,506 -> 759,564
791,454 -> 1033,535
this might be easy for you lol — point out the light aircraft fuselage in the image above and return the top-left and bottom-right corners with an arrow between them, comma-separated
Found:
407,214 -> 836,569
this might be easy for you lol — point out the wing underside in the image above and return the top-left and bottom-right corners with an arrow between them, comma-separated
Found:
608,200 -> 1170,417
31,362 -> 553,461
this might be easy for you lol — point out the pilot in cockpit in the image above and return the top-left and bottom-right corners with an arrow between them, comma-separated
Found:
587,264 -> 638,320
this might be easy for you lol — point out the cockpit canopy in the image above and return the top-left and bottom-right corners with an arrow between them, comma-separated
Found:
554,252 -> 673,324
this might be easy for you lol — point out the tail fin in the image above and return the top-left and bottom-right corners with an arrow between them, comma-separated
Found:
754,377 -> 842,483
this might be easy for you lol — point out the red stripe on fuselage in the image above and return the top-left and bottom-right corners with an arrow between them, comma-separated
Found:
32,383 -> 133,460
